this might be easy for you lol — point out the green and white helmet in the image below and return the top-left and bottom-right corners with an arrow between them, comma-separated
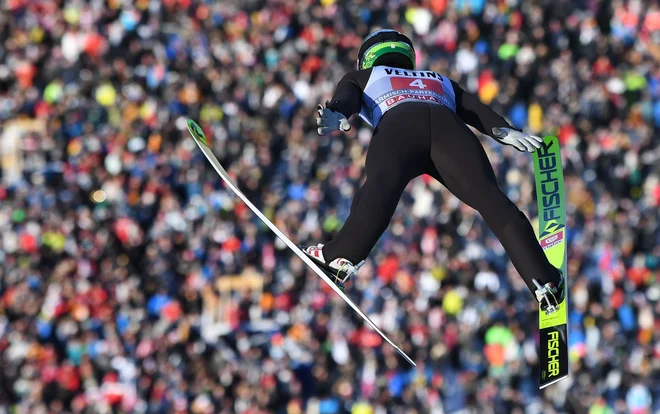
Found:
356,29 -> 416,70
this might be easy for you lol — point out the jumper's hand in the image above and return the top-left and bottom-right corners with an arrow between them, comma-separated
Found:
491,127 -> 543,153
316,101 -> 351,135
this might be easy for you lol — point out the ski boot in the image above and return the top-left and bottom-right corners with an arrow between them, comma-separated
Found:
533,270 -> 566,315
302,244 -> 364,291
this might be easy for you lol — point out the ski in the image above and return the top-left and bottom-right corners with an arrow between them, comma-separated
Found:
186,119 -> 416,367
532,136 -> 569,389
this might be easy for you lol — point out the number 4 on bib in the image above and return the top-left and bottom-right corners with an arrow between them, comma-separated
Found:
409,79 -> 426,89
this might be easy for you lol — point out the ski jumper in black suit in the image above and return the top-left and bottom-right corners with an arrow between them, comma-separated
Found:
321,66 -> 560,295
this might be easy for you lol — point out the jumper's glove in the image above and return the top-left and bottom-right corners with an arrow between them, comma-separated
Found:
491,127 -> 543,152
316,101 -> 351,135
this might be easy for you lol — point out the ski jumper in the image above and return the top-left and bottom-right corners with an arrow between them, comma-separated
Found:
321,66 -> 559,295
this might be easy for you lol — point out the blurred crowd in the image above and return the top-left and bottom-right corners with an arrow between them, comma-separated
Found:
1,0 -> 659,413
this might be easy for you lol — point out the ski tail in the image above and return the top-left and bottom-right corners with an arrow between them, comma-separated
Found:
532,136 -> 569,389
186,119 -> 416,367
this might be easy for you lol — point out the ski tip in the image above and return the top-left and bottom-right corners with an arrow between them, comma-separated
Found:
186,119 -> 208,146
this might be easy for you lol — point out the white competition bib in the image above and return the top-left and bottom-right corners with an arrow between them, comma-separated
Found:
359,66 -> 457,127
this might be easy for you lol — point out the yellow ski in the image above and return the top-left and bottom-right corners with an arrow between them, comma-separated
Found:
532,136 -> 569,388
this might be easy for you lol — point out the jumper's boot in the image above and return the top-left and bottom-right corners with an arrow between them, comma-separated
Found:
533,270 -> 566,315
302,244 -> 364,291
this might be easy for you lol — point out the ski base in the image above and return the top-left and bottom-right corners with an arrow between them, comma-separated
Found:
533,136 -> 569,389
538,324 -> 569,389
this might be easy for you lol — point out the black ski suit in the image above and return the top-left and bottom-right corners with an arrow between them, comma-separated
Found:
320,67 -> 560,294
